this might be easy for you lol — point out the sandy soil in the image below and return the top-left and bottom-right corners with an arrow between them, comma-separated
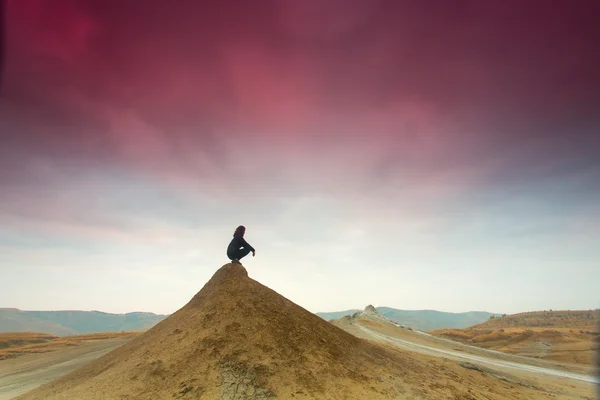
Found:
334,312 -> 599,399
0,336 -> 135,400
431,326 -> 599,366
341,315 -> 596,374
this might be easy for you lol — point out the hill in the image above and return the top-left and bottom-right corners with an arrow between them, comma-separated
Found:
431,310 -> 600,366
14,263 -> 560,400
470,310 -> 599,330
0,308 -> 167,336
0,309 -> 77,336
315,309 -> 360,321
317,307 -> 499,331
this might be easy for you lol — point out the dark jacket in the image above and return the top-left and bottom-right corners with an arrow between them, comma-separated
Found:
227,234 -> 255,257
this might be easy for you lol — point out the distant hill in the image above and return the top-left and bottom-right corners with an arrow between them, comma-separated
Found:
0,308 -> 167,336
468,310 -> 599,331
317,307 -> 500,332
3,304 -> 505,336
316,309 -> 360,321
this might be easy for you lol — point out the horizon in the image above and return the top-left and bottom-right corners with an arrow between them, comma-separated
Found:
2,1 -> 599,316
4,302 -> 599,317
3,304 -> 509,316
7,304 -> 600,316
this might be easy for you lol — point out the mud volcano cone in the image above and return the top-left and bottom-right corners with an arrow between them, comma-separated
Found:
17,263 -> 414,399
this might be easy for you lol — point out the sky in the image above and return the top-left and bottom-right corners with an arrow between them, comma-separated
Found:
1,0 -> 599,316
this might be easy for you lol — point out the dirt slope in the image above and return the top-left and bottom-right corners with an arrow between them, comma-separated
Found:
333,306 -> 597,398
16,264 -> 422,399
14,266 -> 599,400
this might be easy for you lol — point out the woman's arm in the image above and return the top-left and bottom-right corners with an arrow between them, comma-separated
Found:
241,237 -> 255,252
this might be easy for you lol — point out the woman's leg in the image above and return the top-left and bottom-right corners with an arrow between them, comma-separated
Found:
233,247 -> 251,261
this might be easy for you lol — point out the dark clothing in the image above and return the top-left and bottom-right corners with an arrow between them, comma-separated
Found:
227,234 -> 255,260
229,246 -> 251,261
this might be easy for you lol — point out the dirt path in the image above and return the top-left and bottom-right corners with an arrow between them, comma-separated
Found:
355,323 -> 600,384
0,337 -> 134,400
414,329 -> 597,373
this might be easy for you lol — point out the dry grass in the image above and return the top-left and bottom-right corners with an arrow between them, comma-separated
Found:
67,331 -> 143,341
474,310 -> 599,330
431,309 -> 599,367
0,332 -> 57,347
470,330 -> 514,343
0,331 -> 140,360
433,327 -> 599,342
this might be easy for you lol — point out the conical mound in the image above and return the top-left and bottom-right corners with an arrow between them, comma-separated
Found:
16,264 -> 416,399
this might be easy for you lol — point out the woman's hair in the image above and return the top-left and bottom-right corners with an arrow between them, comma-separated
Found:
233,225 -> 246,237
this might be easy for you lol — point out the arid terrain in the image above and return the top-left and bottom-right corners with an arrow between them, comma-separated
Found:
430,310 -> 599,366
333,306 -> 598,399
2,265 -> 598,399
0,331 -> 140,361
0,334 -> 138,400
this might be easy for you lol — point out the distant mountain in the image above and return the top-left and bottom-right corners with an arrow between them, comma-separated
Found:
0,308 -> 77,336
316,309 -> 361,321
0,308 -> 168,336
2,305 -> 499,336
316,307 -> 501,332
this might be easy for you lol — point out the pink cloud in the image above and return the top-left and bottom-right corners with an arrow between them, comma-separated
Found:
275,0 -> 377,39
8,0 -> 100,66
220,40 -> 324,135
2,0 -> 597,209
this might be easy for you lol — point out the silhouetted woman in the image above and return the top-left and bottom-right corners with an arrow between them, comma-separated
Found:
227,225 -> 255,264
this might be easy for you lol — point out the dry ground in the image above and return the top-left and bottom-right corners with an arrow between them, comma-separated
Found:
0,332 -> 140,361
334,312 -> 598,400
0,335 -> 138,399
430,310 -> 599,366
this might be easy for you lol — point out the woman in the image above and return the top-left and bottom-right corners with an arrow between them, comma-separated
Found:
227,225 -> 256,264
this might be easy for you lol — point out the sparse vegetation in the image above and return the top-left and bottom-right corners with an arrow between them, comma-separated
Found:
0,331 -> 140,360
471,310 -> 598,330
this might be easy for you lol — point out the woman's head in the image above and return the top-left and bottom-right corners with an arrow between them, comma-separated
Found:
233,225 -> 246,237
